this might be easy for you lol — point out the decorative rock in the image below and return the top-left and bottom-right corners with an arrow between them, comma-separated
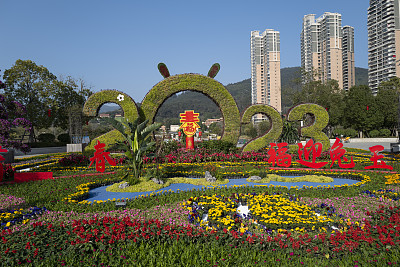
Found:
205,171 -> 216,182
248,176 -> 262,181
118,182 -> 129,189
151,178 -> 164,184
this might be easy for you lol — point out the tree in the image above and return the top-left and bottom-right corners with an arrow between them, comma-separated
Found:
102,117 -> 161,183
256,120 -> 270,136
241,123 -> 257,139
2,60 -> 57,141
52,76 -> 92,130
0,93 -> 32,153
293,77 -> 345,137
2,60 -> 92,142
376,77 -> 400,134
342,85 -> 382,137
209,121 -> 223,136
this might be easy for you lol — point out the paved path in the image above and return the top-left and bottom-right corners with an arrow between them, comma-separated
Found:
332,141 -> 393,152
15,146 -> 67,158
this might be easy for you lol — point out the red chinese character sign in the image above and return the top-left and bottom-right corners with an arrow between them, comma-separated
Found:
265,138 -> 393,171
0,145 -> 8,181
364,145 -> 393,170
180,110 -> 200,150
329,138 -> 355,169
268,143 -> 292,167
296,139 -> 329,168
89,140 -> 117,172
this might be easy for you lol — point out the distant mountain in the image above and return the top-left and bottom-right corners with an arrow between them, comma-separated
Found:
99,104 -> 121,114
101,67 -> 369,123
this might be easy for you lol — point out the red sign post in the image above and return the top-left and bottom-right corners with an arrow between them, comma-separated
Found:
179,110 -> 200,150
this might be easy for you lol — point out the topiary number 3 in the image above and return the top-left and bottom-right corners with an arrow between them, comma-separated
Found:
287,104 -> 330,151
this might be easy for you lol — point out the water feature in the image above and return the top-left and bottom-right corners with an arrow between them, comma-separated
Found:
86,176 -> 361,202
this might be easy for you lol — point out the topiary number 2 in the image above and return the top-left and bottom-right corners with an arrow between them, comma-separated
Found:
241,104 -> 283,152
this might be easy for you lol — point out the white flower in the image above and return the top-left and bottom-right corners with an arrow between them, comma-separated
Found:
117,94 -> 124,102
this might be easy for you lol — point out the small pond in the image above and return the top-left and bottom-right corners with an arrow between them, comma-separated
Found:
86,176 -> 361,202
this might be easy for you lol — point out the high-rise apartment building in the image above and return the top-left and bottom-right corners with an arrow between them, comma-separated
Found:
368,0 -> 400,94
250,29 -> 281,122
301,12 -> 355,90
343,26 -> 356,90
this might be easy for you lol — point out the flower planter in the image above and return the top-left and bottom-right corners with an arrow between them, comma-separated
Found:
14,172 -> 53,183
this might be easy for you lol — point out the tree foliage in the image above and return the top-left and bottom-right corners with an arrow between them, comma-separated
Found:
2,60 -> 57,131
53,76 -> 92,129
293,79 -> 345,128
343,85 -> 382,135
1,60 -> 93,136
375,77 -> 400,132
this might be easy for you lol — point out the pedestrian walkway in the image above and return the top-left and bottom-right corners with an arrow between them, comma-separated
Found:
14,146 -> 67,158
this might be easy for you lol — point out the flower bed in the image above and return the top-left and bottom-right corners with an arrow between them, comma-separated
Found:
0,153 -> 399,265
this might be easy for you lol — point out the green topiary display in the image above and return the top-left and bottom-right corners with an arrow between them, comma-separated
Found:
82,89 -> 139,121
240,104 -> 283,152
82,90 -> 140,151
85,129 -> 125,151
287,103 -> 330,151
140,73 -> 241,144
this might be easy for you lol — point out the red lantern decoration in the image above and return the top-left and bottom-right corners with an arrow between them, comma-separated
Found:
178,131 -> 181,137
366,105 -> 369,111
199,131 -> 202,137
47,109 -> 51,117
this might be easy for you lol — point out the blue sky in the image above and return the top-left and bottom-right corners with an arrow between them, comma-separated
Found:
1,0 -> 369,102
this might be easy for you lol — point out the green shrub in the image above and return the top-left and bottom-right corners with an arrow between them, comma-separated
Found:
369,129 -> 380,138
144,165 -> 167,181
344,128 -> 358,138
278,120 -> 300,144
333,128 -> 358,138
37,133 -> 55,143
380,128 -> 391,137
57,133 -> 71,143
196,140 -> 237,153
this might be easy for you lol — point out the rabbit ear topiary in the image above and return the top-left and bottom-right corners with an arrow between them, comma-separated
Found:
207,63 -> 220,78
158,63 -> 170,78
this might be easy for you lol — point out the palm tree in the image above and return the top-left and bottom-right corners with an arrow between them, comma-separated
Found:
102,117 -> 161,183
